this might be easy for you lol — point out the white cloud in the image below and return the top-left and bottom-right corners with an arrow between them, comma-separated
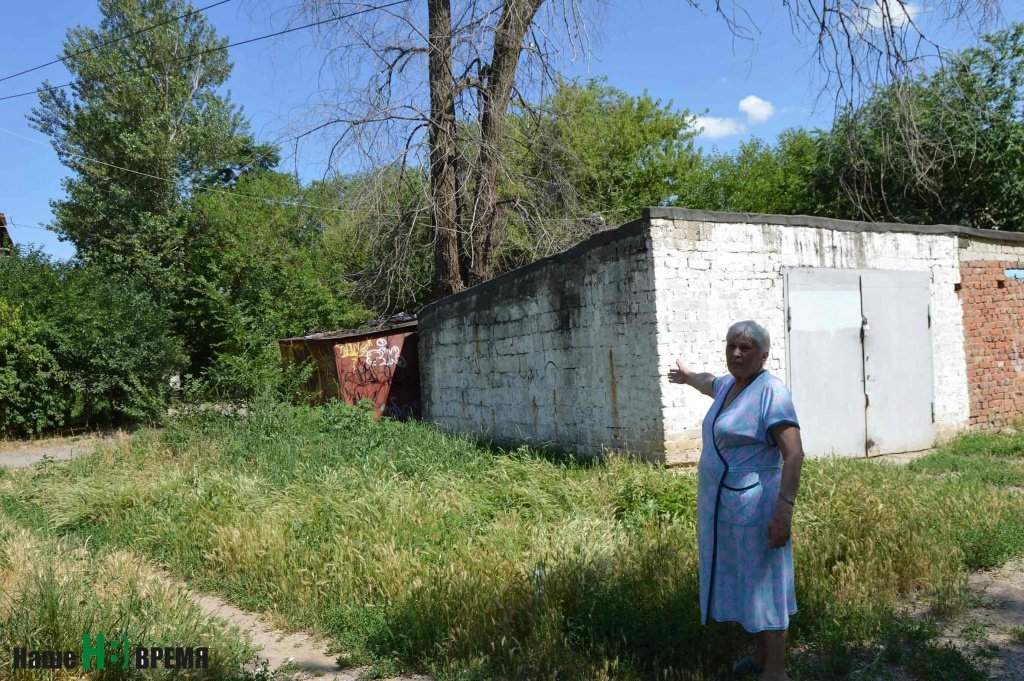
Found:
693,95 -> 776,138
738,95 -> 775,124
693,116 -> 746,138
854,1 -> 922,32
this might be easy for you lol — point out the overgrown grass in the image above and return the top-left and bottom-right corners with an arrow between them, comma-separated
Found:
908,431 -> 1024,489
1,400 -> 1022,679
0,506 -> 253,679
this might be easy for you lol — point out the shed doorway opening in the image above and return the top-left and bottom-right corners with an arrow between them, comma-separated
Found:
785,269 -> 934,457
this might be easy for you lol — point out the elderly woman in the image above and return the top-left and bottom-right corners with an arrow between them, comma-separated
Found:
669,320 -> 805,681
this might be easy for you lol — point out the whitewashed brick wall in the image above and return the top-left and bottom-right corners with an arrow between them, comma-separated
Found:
648,212 -> 970,464
418,221 -> 667,460
420,209 -> 1024,465
960,238 -> 1024,263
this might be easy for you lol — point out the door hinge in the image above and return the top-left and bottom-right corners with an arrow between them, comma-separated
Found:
928,305 -> 931,328
931,402 -> 935,423
865,393 -> 870,408
786,306 -> 791,332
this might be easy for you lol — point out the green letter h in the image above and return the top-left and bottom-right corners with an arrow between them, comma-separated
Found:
82,634 -> 105,670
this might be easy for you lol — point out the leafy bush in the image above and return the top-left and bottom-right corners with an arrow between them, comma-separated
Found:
183,171 -> 372,399
0,249 -> 184,428
0,299 -> 70,436
52,265 -> 184,423
189,296 -> 316,405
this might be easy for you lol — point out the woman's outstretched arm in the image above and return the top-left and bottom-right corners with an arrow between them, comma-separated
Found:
668,358 -> 716,398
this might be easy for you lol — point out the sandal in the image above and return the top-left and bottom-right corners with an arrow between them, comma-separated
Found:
733,657 -> 763,677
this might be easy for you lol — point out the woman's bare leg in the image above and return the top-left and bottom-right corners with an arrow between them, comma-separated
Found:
753,632 -> 767,669
758,630 -> 787,681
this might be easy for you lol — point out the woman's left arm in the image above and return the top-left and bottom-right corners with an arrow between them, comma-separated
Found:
767,424 -> 805,549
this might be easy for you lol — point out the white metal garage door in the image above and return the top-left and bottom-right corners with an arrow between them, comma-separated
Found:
784,269 -> 934,457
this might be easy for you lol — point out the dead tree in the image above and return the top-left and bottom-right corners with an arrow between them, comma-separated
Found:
427,0 -> 463,296
297,0 -> 999,304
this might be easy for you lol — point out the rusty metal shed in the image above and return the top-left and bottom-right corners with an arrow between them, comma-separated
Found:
277,319 -> 421,420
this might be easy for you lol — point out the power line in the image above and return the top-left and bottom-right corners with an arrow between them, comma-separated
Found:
6,221 -> 54,232
2,123 -> 631,226
0,125 -> 379,216
0,0 -> 234,84
0,1 -> 410,103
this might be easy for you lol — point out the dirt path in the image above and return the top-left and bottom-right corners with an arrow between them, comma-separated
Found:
963,558 -> 1024,680
177,581 -> 431,680
0,436 -> 430,679
870,449 -> 1024,677
185,585 -> 355,679
0,432 -> 131,468
3,437 -> 1017,678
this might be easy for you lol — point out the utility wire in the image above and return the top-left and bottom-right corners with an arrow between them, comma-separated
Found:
0,1 -> 410,103
6,221 -> 54,232
0,125 -> 372,216
1,124 -> 628,226
0,0 -> 234,84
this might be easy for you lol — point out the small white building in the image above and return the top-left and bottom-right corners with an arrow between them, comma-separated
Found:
418,208 -> 1024,465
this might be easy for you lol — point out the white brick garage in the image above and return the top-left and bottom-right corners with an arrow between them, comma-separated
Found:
418,208 -> 1021,465
649,209 -> 967,464
418,221 -> 666,459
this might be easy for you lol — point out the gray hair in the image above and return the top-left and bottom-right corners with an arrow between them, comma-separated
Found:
727,320 -> 770,354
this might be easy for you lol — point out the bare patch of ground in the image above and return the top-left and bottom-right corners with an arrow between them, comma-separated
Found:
905,557 -> 1024,680
144,564 -> 430,680
961,558 -> 1024,680
0,431 -> 131,468
178,582 -> 432,681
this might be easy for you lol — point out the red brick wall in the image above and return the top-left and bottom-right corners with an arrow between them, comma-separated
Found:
959,261 -> 1024,429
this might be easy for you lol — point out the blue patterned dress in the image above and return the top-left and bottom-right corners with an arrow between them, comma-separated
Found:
697,369 -> 800,632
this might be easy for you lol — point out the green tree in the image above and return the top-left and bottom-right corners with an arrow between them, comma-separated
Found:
29,0 -> 267,304
682,129 -> 824,216
185,171 -> 373,396
51,266 -> 184,422
0,250 -> 183,428
306,1 -> 993,297
495,78 -> 700,270
532,79 -> 701,224
817,23 -> 1024,230
316,169 -> 435,314
0,299 -> 69,437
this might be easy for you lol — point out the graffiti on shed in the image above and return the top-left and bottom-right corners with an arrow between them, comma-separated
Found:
335,332 -> 421,420
278,320 -> 421,420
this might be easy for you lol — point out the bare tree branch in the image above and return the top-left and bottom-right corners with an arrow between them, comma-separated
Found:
286,0 -> 999,309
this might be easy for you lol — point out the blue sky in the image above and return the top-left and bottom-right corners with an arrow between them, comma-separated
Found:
2,0 -> 1022,259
